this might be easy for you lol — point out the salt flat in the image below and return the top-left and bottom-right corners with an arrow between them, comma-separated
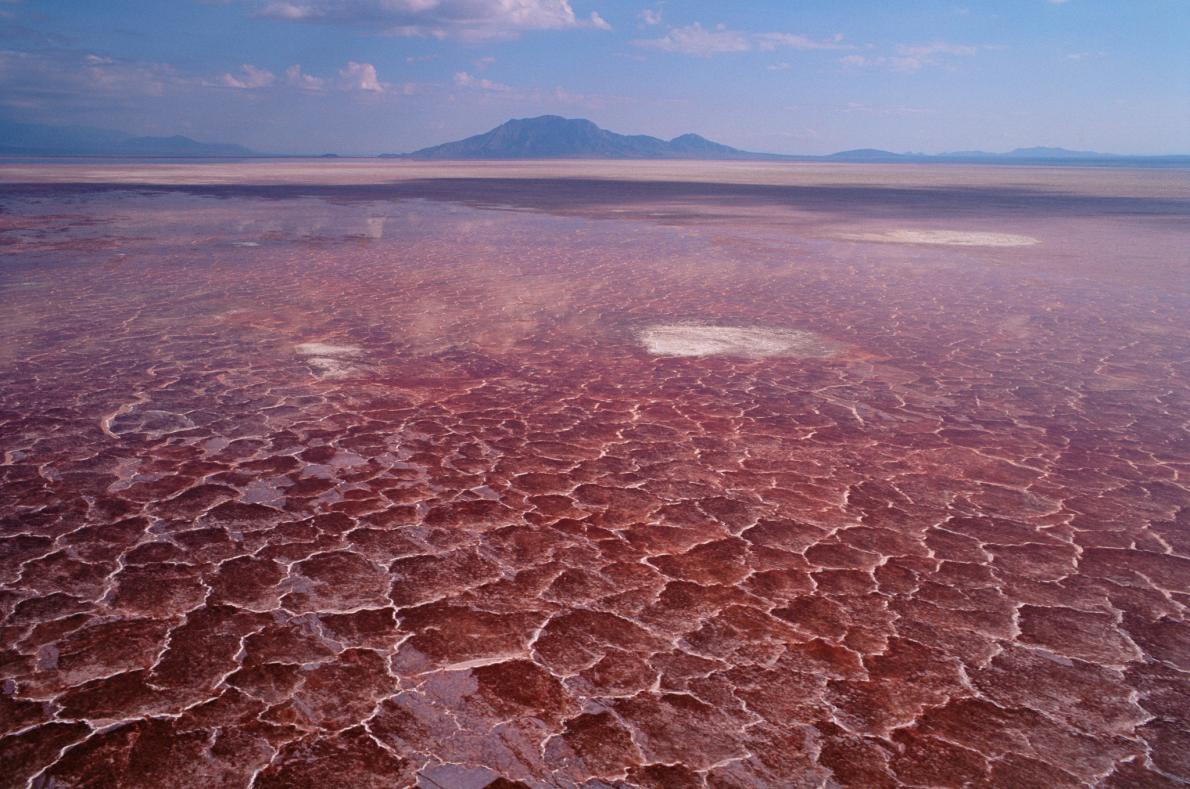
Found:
1,161 -> 1188,787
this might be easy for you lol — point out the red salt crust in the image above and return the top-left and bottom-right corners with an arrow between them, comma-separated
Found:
1,172 -> 1189,787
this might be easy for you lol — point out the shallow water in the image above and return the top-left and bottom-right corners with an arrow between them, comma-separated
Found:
1,163 -> 1188,787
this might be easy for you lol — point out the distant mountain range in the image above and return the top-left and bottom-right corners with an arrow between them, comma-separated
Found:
387,115 -> 776,161
0,120 -> 255,157
3,116 -> 1185,165
819,145 -> 1186,164
386,116 -> 1189,166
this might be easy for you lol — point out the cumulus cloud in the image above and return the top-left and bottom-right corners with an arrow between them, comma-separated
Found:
453,70 -> 511,91
218,63 -> 276,89
339,60 -> 384,92
282,62 -> 389,92
285,63 -> 328,90
249,0 -> 610,39
0,45 -> 400,123
0,49 -> 183,108
635,23 -> 851,56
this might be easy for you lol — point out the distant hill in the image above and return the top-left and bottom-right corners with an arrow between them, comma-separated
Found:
388,116 -> 780,160
0,120 -> 255,157
389,118 -> 1187,166
824,146 -> 1115,163
1004,146 -> 1106,159
934,146 -> 1115,161
823,146 -> 1189,167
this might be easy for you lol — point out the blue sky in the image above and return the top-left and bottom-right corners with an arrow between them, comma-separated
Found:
1,0 -> 1187,154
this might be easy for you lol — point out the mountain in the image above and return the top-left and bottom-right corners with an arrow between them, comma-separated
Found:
392,118 -> 1188,166
666,133 -> 750,158
112,134 -> 254,156
0,120 -> 255,156
935,146 -> 1110,160
391,116 -> 778,160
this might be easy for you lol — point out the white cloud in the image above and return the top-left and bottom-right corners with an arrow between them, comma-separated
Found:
258,1 -> 310,19
640,7 -> 662,26
285,63 -> 327,90
339,60 -> 384,92
588,11 -> 611,31
0,48 -> 402,115
755,32 -> 850,51
453,70 -> 511,91
635,23 -> 751,55
219,63 -> 276,89
0,48 -> 190,113
635,23 -> 852,57
250,0 -> 610,39
283,62 -> 393,92
897,42 -> 978,57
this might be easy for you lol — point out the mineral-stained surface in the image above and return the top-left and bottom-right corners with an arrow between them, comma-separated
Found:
0,162 -> 1187,787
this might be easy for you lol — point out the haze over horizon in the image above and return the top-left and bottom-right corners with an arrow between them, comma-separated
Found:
1,0 -> 1188,156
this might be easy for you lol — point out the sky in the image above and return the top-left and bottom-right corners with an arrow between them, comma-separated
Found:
1,0 -> 1187,155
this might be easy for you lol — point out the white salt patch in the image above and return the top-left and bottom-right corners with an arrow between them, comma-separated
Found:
846,229 -> 1039,247
639,324 -> 832,358
295,342 -> 363,378
232,241 -> 260,247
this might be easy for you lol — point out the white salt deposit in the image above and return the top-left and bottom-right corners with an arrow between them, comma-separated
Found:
295,342 -> 364,378
845,229 -> 1039,247
639,324 -> 832,358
